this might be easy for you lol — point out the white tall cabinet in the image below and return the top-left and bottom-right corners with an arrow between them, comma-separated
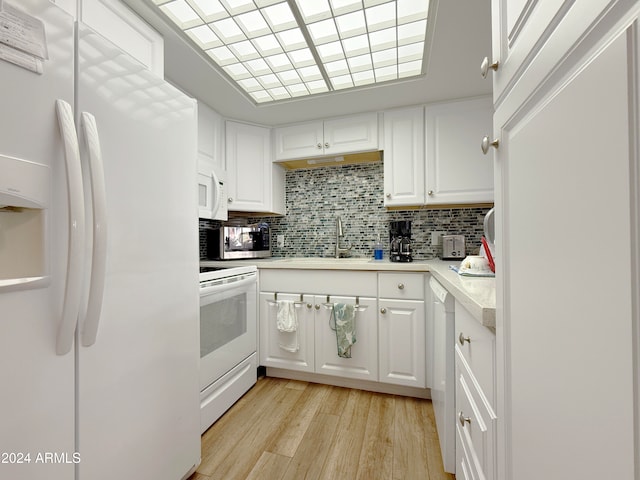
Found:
490,1 -> 640,479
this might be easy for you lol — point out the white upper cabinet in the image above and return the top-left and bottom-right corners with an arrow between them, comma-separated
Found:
490,0 -> 614,107
425,96 -> 493,205
382,106 -> 425,207
274,112 -> 378,161
226,121 -> 285,214
80,0 -> 164,77
197,101 -> 224,174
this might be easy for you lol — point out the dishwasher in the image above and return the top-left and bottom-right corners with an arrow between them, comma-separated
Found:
429,277 -> 455,474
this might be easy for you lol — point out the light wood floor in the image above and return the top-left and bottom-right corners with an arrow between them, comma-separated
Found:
190,376 -> 455,480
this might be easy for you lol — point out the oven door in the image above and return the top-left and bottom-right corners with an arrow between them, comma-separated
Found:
199,272 -> 257,391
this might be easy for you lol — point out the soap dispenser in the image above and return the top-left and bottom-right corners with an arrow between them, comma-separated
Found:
374,233 -> 383,260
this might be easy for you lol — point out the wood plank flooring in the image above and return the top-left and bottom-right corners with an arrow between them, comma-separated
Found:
190,377 -> 455,480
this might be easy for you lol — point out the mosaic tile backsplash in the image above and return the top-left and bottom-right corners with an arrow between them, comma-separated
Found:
200,162 -> 491,260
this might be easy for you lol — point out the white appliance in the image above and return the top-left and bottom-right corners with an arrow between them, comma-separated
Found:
0,2 -> 200,479
430,277 -> 456,474
198,166 -> 227,221
199,264 -> 257,433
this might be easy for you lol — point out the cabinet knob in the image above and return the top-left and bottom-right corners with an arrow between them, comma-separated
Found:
428,190 -> 433,196
324,142 -> 330,149
306,303 -> 313,309
480,57 -> 499,78
459,332 -> 471,345
397,283 -> 405,290
316,143 -> 322,149
459,411 -> 472,426
385,193 -> 391,199
481,136 -> 500,154
227,197 -> 233,203
380,307 -> 387,314
314,304 -> 320,310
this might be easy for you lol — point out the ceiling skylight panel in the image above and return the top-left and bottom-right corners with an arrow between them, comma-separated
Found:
235,10 -> 271,38
188,0 -> 227,22
347,53 -> 372,72
397,20 -> 426,45
257,73 -> 282,88
325,58 -> 349,76
276,28 -> 307,51
342,34 -> 370,57
317,41 -> 345,62
397,0 -> 429,24
365,2 -> 396,31
261,3 -> 298,32
295,0 -> 332,23
268,86 -> 291,99
252,34 -> 283,56
305,79 -> 329,93
287,83 -> 310,97
186,25 -> 222,49
160,0 -> 202,29
277,69 -> 302,84
265,52 -> 293,71
352,69 -> 375,85
245,57 -> 271,75
254,0 -> 283,7
334,10 -> 366,38
228,40 -> 260,60
223,62 -> 251,79
372,47 -> 396,67
398,59 -> 422,77
250,90 -> 272,102
331,74 -> 354,90
287,48 -> 316,67
308,18 -> 339,44
368,27 -> 396,51
374,64 -> 397,81
398,42 -> 423,63
298,65 -> 323,81
206,45 -> 238,65
220,0 -> 255,15
238,77 -> 263,91
210,17 -> 246,43
329,0 -> 363,16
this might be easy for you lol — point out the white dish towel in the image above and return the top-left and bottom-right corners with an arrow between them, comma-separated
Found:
276,300 -> 299,352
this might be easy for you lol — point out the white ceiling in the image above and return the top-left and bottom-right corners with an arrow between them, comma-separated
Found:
123,0 -> 492,126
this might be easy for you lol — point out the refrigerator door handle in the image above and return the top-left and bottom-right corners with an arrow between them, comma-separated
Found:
80,112 -> 108,347
55,99 -> 86,355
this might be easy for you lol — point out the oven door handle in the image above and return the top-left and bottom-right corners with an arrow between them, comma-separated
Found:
200,274 -> 257,297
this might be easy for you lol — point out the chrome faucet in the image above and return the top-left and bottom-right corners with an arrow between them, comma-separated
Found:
335,216 -> 352,258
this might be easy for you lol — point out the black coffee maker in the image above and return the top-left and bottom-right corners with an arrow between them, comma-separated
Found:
389,221 -> 413,262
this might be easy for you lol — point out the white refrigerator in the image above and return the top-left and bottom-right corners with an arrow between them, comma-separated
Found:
0,2 -> 200,479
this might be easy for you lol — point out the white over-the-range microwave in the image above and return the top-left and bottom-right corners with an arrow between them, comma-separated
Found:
198,164 -> 228,221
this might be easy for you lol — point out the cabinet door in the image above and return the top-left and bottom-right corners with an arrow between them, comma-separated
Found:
198,101 -> 225,173
494,22 -> 636,480
273,122 -> 324,161
259,293 -> 315,373
314,296 -> 378,381
226,121 -> 272,212
383,106 -> 425,207
425,97 -> 493,205
323,113 -> 378,156
378,299 -> 426,387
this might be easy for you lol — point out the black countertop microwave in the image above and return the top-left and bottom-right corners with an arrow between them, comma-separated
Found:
206,223 -> 271,260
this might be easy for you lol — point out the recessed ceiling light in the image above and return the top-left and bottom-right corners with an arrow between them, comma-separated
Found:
154,0 -> 430,104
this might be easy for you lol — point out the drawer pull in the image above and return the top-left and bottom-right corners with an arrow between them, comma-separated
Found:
397,283 -> 405,290
380,308 -> 387,314
306,303 -> 313,309
314,304 -> 320,310
459,411 -> 472,426
459,332 -> 471,345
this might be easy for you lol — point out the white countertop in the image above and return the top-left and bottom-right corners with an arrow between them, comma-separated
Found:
201,257 -> 496,328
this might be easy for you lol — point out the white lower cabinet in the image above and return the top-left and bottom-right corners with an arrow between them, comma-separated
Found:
259,269 -> 428,390
455,300 -> 496,480
260,292 -> 377,381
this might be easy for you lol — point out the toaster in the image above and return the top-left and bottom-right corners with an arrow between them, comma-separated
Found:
442,235 -> 466,259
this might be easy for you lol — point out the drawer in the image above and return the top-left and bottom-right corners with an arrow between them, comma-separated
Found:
455,370 -> 496,480
378,272 -> 424,299
455,300 -> 495,405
